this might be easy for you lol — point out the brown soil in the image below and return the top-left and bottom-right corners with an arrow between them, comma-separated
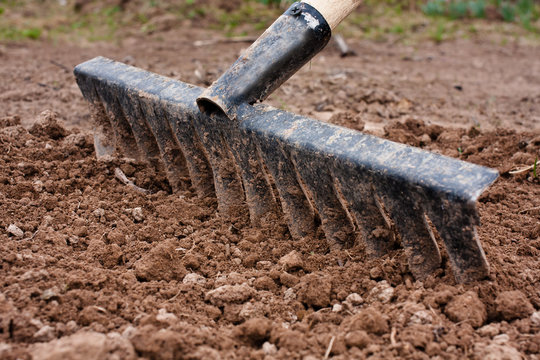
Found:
1,24 -> 540,360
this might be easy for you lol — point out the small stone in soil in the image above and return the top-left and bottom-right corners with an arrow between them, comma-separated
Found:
7,224 -> 24,238
278,250 -> 304,272
531,311 -> 540,327
368,280 -> 394,304
262,341 -> 277,355
477,323 -> 501,338
346,293 -> 364,306
40,288 -> 58,301
205,284 -> 256,307
182,273 -> 206,285
132,207 -> 145,222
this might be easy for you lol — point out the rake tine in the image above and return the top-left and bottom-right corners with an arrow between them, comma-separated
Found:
91,79 -> 141,160
256,137 -> 317,240
137,95 -> 191,192
114,86 -> 165,173
190,112 -> 247,218
375,180 -> 442,280
334,167 -> 395,257
291,149 -> 356,250
160,100 -> 216,199
219,119 -> 279,225
75,73 -> 116,158
423,196 -> 489,283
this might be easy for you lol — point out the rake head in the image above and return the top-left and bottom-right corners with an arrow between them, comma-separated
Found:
74,56 -> 498,283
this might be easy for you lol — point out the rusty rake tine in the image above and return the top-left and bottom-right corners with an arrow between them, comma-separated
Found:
190,113 -> 247,217
375,180 -> 442,280
291,150 -> 356,249
75,73 -> 116,158
333,168 -> 395,257
114,87 -> 164,173
138,95 -> 191,192
220,121 -> 279,225
256,137 -> 317,240
163,103 -> 216,199
423,195 -> 489,283
92,80 -> 141,160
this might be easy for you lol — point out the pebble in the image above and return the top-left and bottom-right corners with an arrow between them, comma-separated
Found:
346,293 -> 364,306
493,334 -> 510,345
93,208 -> 105,218
262,342 -> 277,355
369,266 -> 383,279
33,180 -> 44,192
132,207 -> 144,222
279,250 -> 304,272
409,310 -> 433,325
332,304 -> 343,313
256,261 -> 273,270
65,320 -> 78,333
7,224 -> 24,238
284,288 -> 296,301
205,284 -> 256,307
183,273 -> 206,286
369,280 -> 394,304
40,288 -> 58,301
33,325 -> 56,342
156,308 -> 178,324
531,311 -> 540,327
477,323 -> 500,338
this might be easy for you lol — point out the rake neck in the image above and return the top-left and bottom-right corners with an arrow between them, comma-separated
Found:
196,2 -> 331,120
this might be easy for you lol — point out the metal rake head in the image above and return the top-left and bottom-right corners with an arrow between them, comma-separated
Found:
74,57 -> 498,283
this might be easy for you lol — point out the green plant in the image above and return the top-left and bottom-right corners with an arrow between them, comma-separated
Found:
500,2 -> 516,22
431,22 -> 446,42
21,27 -> 41,39
468,0 -> 486,18
422,0 -> 446,16
449,1 -> 468,19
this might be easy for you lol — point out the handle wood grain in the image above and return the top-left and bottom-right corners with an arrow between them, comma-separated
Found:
302,0 -> 362,29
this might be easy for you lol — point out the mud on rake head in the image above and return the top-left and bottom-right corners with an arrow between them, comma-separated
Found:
75,57 -> 498,283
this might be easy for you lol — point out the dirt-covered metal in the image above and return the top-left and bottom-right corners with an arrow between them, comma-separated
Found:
74,57 -> 498,283
197,2 -> 331,120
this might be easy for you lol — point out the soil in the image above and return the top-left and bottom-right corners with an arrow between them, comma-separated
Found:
1,20 -> 540,360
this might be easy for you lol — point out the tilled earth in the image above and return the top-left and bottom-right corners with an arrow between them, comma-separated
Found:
1,27 -> 540,360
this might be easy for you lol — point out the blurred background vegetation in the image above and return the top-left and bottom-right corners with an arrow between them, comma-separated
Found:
0,0 -> 538,43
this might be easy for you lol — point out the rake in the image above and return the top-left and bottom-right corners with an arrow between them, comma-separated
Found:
74,0 -> 498,283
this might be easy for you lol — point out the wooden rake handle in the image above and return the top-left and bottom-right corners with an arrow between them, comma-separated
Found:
302,0 -> 363,30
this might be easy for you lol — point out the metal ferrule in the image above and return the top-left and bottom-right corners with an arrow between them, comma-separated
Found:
196,2 -> 331,120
